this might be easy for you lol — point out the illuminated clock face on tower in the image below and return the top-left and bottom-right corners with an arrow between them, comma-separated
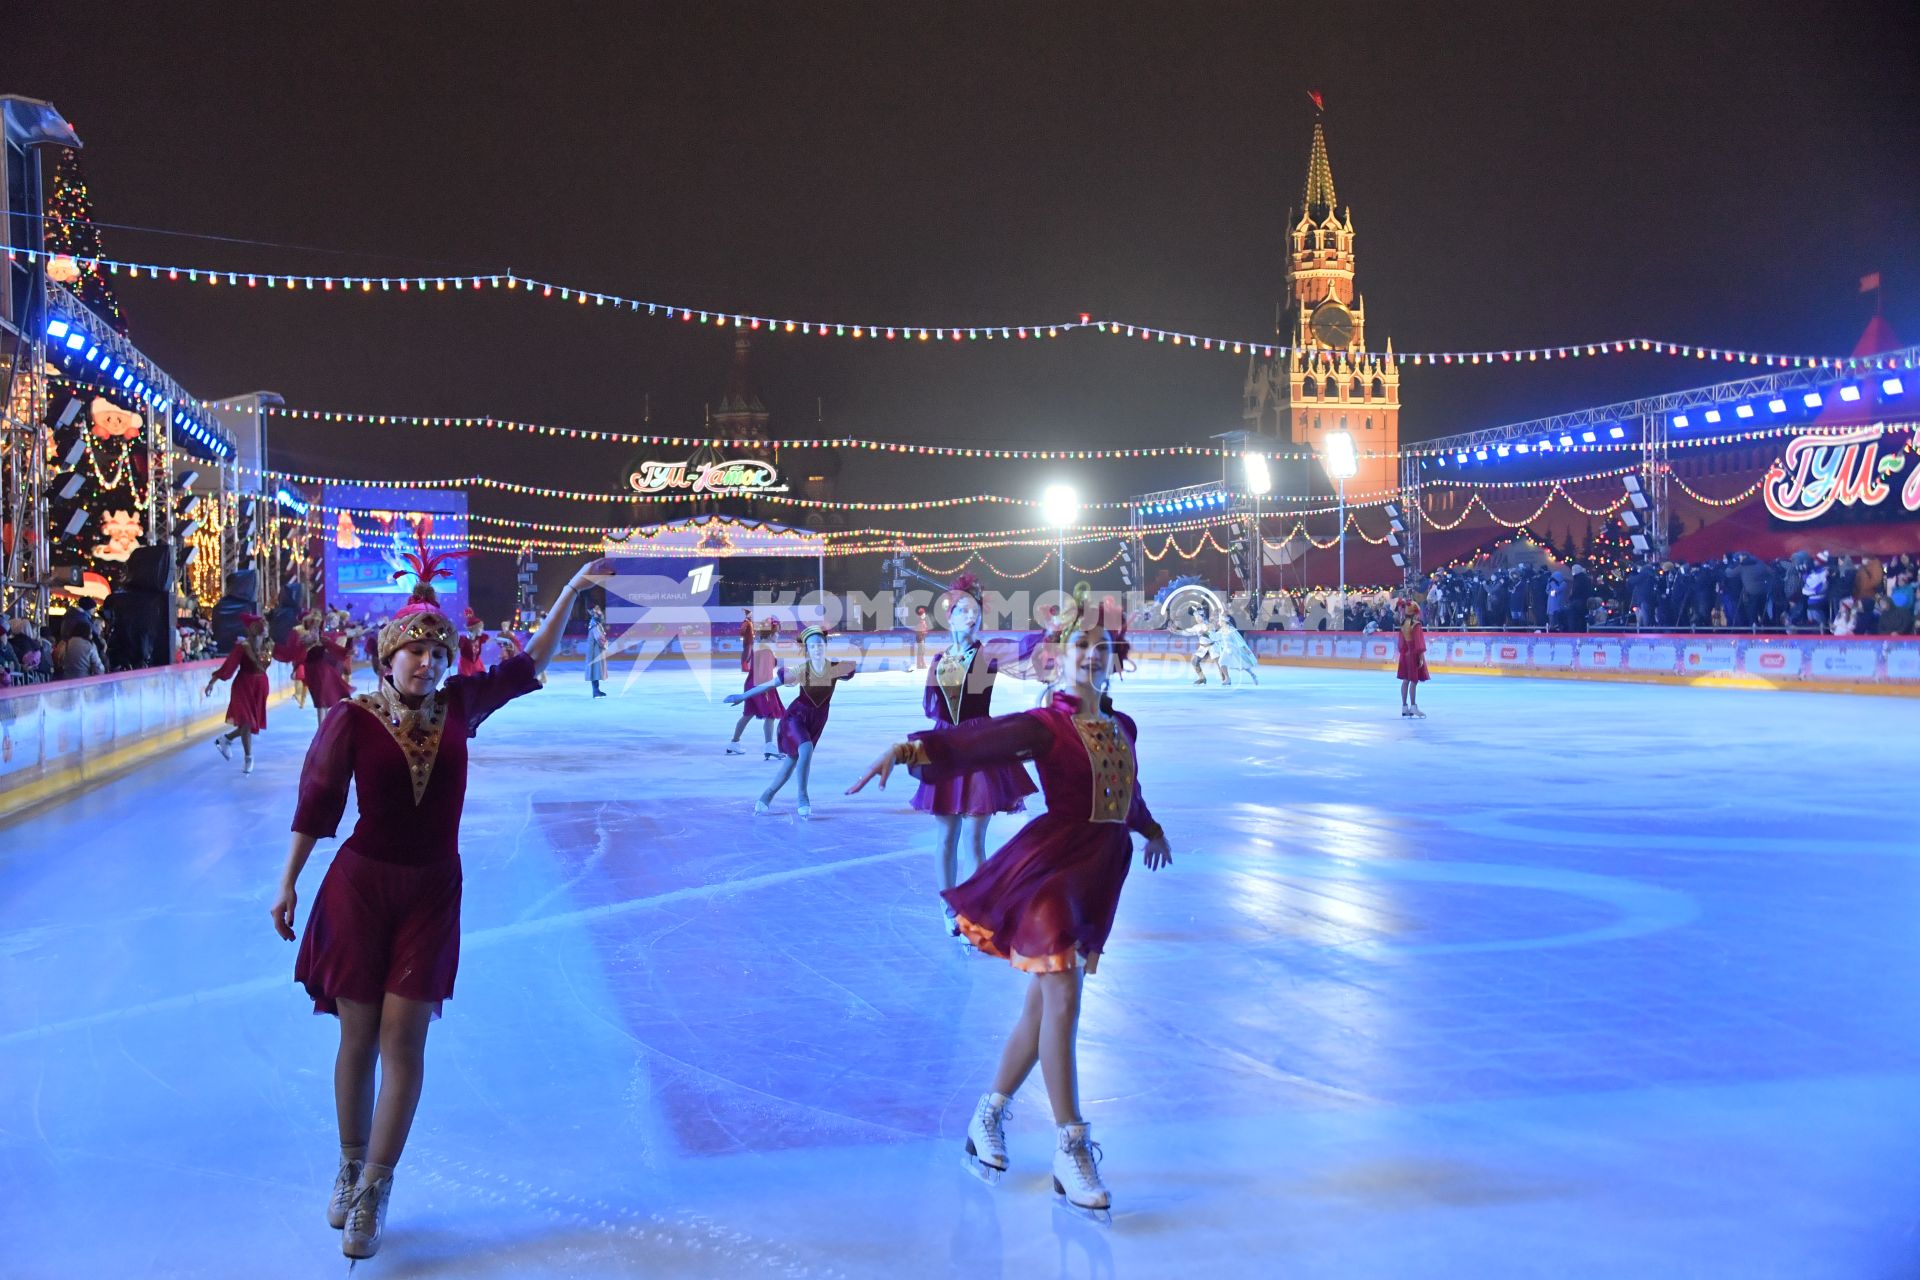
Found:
1311,303 -> 1354,349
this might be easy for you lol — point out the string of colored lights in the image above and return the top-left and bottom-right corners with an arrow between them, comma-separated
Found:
14,244 -> 1911,370
1668,473 -> 1769,508
249,405 -> 1920,464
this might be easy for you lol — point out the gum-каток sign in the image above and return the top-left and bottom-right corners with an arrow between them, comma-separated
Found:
629,458 -> 788,497
1764,425 -> 1920,526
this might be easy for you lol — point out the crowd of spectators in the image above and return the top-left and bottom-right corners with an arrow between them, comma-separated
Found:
1248,550 -> 1919,636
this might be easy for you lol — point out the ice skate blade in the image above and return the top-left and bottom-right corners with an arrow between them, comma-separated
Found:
1051,1194 -> 1112,1226
960,1149 -> 1005,1185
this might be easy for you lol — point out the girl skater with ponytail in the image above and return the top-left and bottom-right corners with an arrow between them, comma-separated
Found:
206,613 -> 272,775
848,591 -> 1173,1222
270,550 -> 607,1261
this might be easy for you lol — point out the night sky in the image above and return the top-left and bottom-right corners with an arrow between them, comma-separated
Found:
8,1 -> 1917,610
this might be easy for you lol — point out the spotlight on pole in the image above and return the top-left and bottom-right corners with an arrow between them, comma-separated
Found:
1242,452 -> 1272,497
1321,432 -> 1358,629
1042,483 -> 1079,603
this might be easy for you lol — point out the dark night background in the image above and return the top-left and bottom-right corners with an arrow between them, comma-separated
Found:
7,1 -> 1917,612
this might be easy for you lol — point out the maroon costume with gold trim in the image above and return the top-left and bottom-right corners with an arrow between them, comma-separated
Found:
911,641 -> 1036,816
916,692 -> 1160,973
292,652 -> 539,1016
774,659 -> 856,759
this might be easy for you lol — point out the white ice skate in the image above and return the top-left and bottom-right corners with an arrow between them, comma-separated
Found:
753,799 -> 771,815
1051,1121 -> 1111,1223
212,735 -> 231,761
242,758 -> 254,776
797,800 -> 813,819
326,1156 -> 363,1229
962,1092 -> 1011,1184
725,743 -> 745,755
341,1170 -> 391,1259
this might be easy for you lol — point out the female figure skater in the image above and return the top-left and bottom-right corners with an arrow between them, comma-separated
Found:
304,617 -> 355,728
457,609 -> 487,678
848,593 -> 1172,1221
916,574 -> 1036,939
1398,598 -> 1429,717
726,624 -> 854,818
206,613 -> 272,774
726,624 -> 784,758
585,603 -> 608,698
270,552 -> 607,1261
274,615 -> 312,710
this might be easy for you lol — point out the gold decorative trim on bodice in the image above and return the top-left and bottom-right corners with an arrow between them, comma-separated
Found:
935,644 -> 977,722
1071,714 -> 1134,824
351,687 -> 448,805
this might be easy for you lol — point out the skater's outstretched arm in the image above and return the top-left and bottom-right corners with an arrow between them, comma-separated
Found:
525,557 -> 611,675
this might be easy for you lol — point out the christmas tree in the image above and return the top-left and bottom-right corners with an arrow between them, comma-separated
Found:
1587,514 -> 1636,582
43,148 -> 127,336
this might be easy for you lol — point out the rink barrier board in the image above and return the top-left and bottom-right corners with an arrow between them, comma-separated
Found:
1191,631 -> 1920,697
0,660 -> 296,822
554,630 -> 1920,695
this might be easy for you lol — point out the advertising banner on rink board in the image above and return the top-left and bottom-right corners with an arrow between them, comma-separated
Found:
1256,631 -> 1920,691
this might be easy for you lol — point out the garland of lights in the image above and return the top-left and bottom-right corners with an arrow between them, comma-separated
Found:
1668,473 -> 1770,508
246,405 -> 1920,464
12,244 -> 1913,371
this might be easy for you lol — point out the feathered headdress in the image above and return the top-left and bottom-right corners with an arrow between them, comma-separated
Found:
946,571 -> 983,604
390,546 -> 470,591
377,545 -> 471,665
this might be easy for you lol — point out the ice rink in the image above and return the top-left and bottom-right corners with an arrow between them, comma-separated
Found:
3,657 -> 1918,1279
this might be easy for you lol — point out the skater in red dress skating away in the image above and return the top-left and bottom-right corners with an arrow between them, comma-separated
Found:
456,608 -> 487,678
915,574 -> 1036,940
270,552 -> 607,1261
848,593 -> 1172,1221
726,624 -> 785,758
1397,598 -> 1429,718
206,613 -> 273,775
726,624 -> 854,818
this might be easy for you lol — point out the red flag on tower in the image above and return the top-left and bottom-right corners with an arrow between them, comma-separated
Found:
1307,90 -> 1324,113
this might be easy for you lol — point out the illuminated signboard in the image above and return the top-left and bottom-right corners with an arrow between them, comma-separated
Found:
1763,426 -> 1920,526
629,458 -> 788,497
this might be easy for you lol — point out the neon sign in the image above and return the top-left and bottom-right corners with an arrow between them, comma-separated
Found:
1763,426 -> 1920,524
629,458 -> 788,497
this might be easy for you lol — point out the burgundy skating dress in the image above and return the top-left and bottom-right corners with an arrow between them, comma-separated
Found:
305,638 -> 353,710
457,632 -> 487,678
292,652 -> 540,1016
1397,619 -> 1429,682
918,692 -> 1162,974
272,630 -> 308,685
740,644 -> 785,721
775,659 -> 856,758
911,642 -> 1036,817
212,640 -> 271,734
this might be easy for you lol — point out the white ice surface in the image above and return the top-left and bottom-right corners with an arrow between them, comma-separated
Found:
2,659 -> 1918,1278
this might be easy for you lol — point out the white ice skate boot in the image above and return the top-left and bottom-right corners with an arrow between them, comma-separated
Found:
243,757 -> 255,775
326,1156 -> 363,1229
962,1092 -> 1011,1183
212,735 -> 231,761
1052,1121 -> 1111,1222
341,1170 -> 392,1259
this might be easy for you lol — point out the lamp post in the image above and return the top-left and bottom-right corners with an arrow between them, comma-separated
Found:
1321,431 -> 1358,629
1243,451 -> 1271,620
1041,483 -> 1079,607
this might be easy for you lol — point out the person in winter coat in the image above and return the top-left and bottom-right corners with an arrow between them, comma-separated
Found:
1803,558 -> 1829,627
53,613 -> 107,678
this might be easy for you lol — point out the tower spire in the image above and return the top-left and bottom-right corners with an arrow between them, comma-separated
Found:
1303,122 -> 1336,220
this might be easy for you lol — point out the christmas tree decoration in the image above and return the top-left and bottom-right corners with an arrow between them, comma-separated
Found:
42,149 -> 129,336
